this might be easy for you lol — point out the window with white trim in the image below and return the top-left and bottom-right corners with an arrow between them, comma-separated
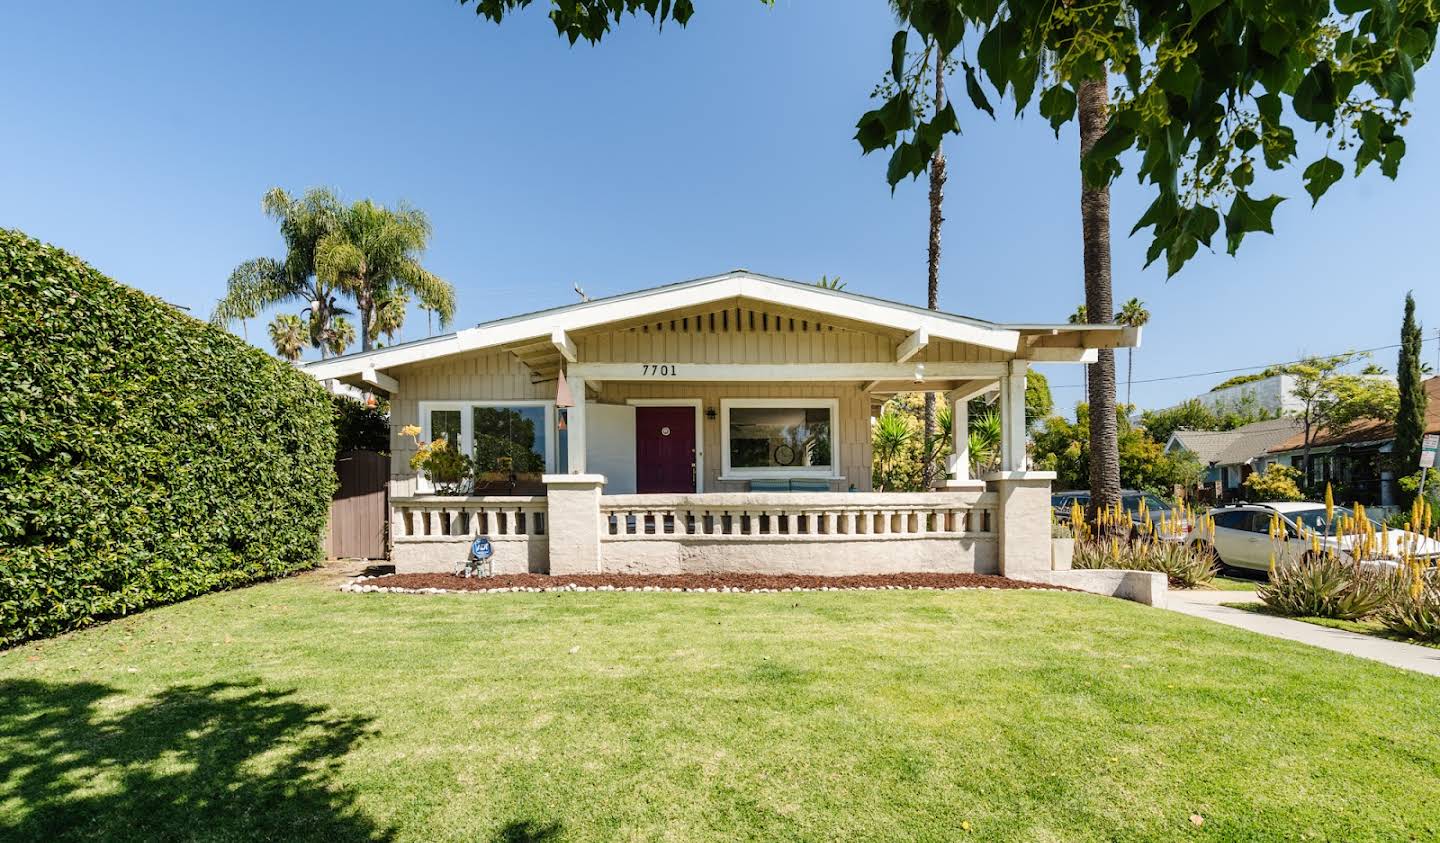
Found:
720,399 -> 838,478
418,401 -> 555,492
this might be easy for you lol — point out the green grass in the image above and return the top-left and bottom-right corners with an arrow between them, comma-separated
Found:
1223,601 -> 1440,650
4,574 -> 1440,842
1198,574 -> 1261,592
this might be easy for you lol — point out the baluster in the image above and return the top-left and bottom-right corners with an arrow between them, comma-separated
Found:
878,510 -> 892,535
842,510 -> 856,535
913,509 -> 928,536
824,511 -> 838,535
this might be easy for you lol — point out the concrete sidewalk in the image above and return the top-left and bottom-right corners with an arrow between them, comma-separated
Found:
1167,587 -> 1440,677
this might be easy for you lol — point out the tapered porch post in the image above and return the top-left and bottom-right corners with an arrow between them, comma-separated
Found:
566,374 -> 587,474
999,362 -> 1027,472
947,395 -> 969,482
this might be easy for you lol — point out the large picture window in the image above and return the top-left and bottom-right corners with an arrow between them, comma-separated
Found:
472,406 -> 546,479
721,399 -> 838,478
418,401 -> 555,493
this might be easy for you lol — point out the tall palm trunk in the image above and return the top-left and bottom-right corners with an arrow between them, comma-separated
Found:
358,285 -> 374,353
1078,77 -> 1120,513
921,52 -> 947,489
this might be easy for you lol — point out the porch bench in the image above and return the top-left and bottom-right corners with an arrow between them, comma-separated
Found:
748,479 -> 834,493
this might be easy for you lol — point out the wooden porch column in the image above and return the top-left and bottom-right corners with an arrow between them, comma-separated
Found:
947,395 -> 970,481
999,363 -> 1028,473
566,374 -> 587,474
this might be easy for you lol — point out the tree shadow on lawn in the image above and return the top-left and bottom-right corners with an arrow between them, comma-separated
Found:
0,678 -> 390,842
491,819 -> 564,842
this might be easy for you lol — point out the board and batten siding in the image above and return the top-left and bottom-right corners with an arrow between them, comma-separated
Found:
388,350 -> 550,495
592,381 -> 871,492
387,310 -> 1010,495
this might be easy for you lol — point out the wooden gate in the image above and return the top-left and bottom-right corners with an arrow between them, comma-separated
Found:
326,450 -> 390,559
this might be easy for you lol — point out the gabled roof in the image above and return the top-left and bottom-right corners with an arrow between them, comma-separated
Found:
305,270 -> 1139,381
1212,417 -> 1304,465
1166,429 -> 1244,465
1167,417 -> 1304,466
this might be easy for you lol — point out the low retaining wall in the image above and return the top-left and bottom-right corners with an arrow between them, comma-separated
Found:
1013,569 -> 1168,607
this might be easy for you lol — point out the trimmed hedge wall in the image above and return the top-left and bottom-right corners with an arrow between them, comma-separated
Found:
0,229 -> 337,647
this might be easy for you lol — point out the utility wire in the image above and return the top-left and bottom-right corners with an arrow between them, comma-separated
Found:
1051,332 -> 1440,391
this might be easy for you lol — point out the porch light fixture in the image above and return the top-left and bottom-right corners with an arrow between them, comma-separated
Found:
705,407 -> 717,420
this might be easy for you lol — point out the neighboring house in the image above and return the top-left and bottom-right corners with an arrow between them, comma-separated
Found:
1165,418 -> 1304,497
306,271 -> 1135,577
1265,376 -> 1440,508
1166,429 -> 1245,487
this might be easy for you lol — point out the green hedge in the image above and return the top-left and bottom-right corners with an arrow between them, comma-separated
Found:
0,229 -> 337,647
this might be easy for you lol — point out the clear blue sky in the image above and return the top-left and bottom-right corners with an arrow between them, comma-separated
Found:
4,1 -> 1437,411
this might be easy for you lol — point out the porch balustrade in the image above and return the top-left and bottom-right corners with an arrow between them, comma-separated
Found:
597,492 -> 996,541
391,496 -> 549,540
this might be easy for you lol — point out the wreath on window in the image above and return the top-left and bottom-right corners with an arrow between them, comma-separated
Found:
773,444 -> 797,466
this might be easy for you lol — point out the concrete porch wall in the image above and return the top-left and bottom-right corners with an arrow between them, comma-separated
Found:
598,536 -> 998,576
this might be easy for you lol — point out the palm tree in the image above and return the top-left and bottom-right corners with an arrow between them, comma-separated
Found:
315,199 -> 455,352
371,287 -> 410,347
267,313 -> 307,362
921,43 -> 948,490
1114,297 -> 1150,408
1077,75 -> 1122,515
325,316 -> 357,358
814,275 -> 847,290
1068,305 -> 1090,406
212,187 -> 348,358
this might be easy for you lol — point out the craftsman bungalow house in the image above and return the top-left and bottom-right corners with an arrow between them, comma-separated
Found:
307,271 -> 1137,578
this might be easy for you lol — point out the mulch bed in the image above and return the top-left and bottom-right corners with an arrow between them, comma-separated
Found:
343,571 -> 1070,594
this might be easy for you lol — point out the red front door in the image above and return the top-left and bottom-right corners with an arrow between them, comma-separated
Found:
635,406 -> 696,493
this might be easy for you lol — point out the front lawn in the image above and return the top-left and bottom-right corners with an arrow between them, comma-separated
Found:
3,573 -> 1439,841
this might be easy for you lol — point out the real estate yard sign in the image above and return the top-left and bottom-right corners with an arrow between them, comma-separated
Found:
1420,434 -> 1439,499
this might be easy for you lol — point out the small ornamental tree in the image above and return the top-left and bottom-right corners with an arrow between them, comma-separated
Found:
1243,464 -> 1305,503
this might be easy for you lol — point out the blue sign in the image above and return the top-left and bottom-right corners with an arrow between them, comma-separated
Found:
470,537 -> 494,560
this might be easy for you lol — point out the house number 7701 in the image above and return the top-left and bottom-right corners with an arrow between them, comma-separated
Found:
641,364 -> 678,376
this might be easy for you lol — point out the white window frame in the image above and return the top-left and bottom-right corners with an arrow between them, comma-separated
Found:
417,400 -> 556,493
719,398 -> 840,480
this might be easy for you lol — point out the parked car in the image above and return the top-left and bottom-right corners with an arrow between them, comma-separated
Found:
1185,501 -> 1440,573
1052,490 -> 1189,539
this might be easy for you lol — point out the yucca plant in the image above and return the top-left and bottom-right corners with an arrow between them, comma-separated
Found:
871,409 -> 914,491
967,408 -> 1002,476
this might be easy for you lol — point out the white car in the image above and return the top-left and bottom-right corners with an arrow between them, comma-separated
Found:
1186,501 -> 1440,573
